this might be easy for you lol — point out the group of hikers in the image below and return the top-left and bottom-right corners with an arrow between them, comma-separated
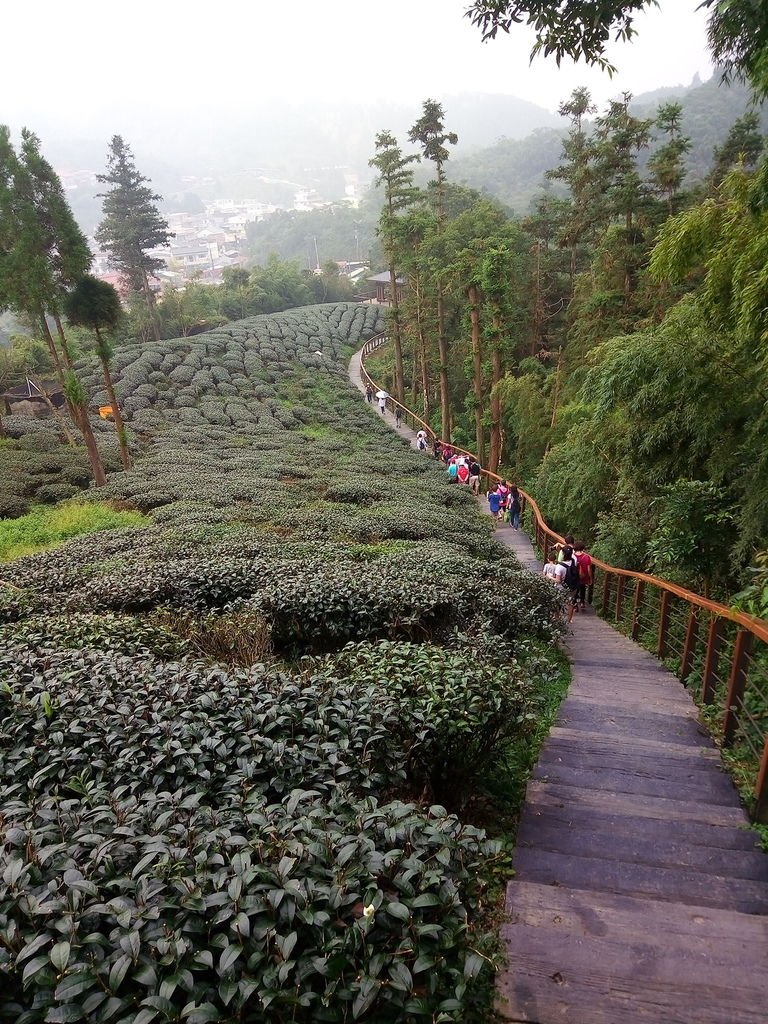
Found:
543,535 -> 595,623
363,381 -> 595,624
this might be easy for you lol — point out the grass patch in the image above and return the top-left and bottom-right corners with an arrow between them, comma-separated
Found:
0,501 -> 150,561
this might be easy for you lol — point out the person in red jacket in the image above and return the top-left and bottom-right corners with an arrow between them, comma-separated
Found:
573,541 -> 594,611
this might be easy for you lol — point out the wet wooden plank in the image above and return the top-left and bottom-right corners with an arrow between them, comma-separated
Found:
532,760 -> 739,805
524,779 -> 749,827
505,882 -> 768,951
513,847 -> 768,913
516,819 -> 768,880
497,925 -> 768,1024
517,800 -> 763,852
548,725 -> 720,758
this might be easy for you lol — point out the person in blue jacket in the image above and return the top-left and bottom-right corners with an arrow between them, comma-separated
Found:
488,484 -> 503,519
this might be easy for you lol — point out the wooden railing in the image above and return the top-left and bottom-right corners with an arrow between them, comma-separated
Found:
360,333 -> 768,823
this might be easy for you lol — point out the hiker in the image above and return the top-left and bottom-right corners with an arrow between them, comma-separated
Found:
543,551 -> 566,587
434,440 -> 442,461
560,544 -> 581,623
508,485 -> 522,530
365,384 -> 373,404
416,429 -> 428,451
488,484 -> 503,519
378,395 -> 386,415
469,457 -> 481,495
442,445 -> 453,465
497,479 -> 510,513
457,460 -> 470,486
395,405 -> 402,427
555,534 -> 575,563
447,458 -> 459,483
573,541 -> 594,610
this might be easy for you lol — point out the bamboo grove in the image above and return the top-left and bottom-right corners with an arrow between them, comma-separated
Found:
369,93 -> 768,597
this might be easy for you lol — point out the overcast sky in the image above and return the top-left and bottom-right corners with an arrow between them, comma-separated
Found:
4,0 -> 713,128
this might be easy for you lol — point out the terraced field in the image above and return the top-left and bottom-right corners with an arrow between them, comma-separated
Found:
0,303 -> 563,1023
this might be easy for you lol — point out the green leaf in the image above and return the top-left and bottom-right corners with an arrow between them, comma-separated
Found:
50,941 -> 71,972
218,944 -> 242,976
386,901 -> 410,922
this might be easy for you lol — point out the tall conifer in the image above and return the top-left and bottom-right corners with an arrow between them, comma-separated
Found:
97,136 -> 173,343
369,131 -> 419,403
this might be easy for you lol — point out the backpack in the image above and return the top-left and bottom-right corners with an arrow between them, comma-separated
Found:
577,552 -> 592,583
564,558 -> 580,589
457,464 -> 469,484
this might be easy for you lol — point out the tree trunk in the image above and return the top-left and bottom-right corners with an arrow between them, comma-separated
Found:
39,316 -> 79,430
468,284 -> 484,464
97,332 -> 132,471
488,313 -> 503,474
388,264 -> 405,403
413,272 -> 431,421
54,314 -> 75,369
79,407 -> 108,486
436,288 -> 450,440
142,270 -> 161,342
47,316 -> 107,486
28,374 -> 76,447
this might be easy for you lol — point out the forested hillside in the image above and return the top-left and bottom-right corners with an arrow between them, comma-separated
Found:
368,87 -> 768,601
450,74 -> 768,212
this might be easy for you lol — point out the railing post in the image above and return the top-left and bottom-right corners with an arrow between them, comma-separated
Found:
601,573 -> 612,617
701,617 -> 723,704
680,608 -> 699,685
615,576 -> 626,623
722,630 -> 753,747
657,591 -> 671,659
755,737 -> 768,824
631,580 -> 645,640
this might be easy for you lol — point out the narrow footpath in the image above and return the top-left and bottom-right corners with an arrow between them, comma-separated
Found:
349,351 -> 768,1024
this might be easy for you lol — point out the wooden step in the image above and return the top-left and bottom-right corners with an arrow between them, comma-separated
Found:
512,847 -> 768,913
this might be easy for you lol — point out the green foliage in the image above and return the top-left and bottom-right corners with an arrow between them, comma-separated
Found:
0,646 -> 502,1022
0,501 -> 149,561
317,635 -> 542,807
0,431 -> 120,520
0,302 -> 566,1021
646,480 -> 734,589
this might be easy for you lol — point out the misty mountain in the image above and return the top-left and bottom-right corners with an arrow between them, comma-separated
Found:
15,93 -> 560,233
450,72 -> 768,213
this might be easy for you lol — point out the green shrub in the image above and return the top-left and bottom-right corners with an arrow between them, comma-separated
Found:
318,636 -> 538,806
0,502 -> 150,561
34,483 -> 79,505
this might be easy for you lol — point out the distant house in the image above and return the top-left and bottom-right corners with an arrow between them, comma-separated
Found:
2,378 -> 65,417
367,271 -> 404,304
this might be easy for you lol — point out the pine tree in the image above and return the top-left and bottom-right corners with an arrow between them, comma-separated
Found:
65,275 -> 132,471
408,100 -> 458,438
369,131 -> 419,403
97,136 -> 173,343
647,102 -> 691,217
547,87 -> 598,290
0,126 -> 106,486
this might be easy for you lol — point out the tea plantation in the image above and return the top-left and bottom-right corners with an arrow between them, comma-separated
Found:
0,303 -> 563,1023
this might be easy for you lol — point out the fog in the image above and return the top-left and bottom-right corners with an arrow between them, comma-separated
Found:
1,0 -> 714,226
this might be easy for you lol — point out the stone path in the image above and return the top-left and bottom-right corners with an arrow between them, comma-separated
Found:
349,347 -> 768,1024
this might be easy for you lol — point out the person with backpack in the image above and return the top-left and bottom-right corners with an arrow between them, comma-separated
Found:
508,485 -> 522,530
573,541 -> 594,611
469,457 -> 481,495
560,544 -> 581,623
488,483 -> 503,519
457,460 -> 470,486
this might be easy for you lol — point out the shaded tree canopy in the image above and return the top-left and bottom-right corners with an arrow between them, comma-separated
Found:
466,1 -> 768,95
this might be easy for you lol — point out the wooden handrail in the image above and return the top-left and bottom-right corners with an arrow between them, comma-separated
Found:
360,333 -> 768,641
359,333 -> 768,821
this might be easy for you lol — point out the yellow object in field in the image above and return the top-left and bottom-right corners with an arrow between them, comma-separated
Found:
99,405 -> 114,420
